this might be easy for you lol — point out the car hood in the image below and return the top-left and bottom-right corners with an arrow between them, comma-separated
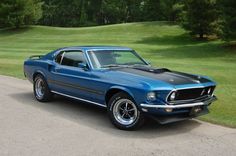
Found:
102,66 -> 213,89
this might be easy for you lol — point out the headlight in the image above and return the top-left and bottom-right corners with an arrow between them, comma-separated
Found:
169,91 -> 176,101
147,92 -> 156,101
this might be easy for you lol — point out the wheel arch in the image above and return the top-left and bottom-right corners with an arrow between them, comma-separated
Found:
105,86 -> 136,106
32,70 -> 46,81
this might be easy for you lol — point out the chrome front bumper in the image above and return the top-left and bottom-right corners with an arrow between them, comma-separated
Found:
140,95 -> 217,109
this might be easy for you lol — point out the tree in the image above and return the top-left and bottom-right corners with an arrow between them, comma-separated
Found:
40,0 -> 83,27
181,0 -> 220,38
161,0 -> 184,21
38,0 -> 186,27
0,0 -> 42,28
40,0 -> 102,26
125,0 -> 143,22
219,0 -> 236,40
98,0 -> 122,24
141,0 -> 164,21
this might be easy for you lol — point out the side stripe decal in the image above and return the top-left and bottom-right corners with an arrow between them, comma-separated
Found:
48,79 -> 104,95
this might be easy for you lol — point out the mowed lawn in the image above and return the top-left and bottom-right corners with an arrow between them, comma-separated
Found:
0,22 -> 235,127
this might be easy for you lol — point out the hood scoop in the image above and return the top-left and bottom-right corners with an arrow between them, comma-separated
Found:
132,66 -> 170,74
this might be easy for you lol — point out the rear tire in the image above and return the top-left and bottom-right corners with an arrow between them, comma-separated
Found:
107,92 -> 145,130
33,74 -> 53,102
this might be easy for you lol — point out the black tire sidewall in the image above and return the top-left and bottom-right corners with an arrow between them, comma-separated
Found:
108,92 -> 144,130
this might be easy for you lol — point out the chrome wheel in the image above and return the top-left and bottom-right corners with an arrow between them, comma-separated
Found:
35,78 -> 45,99
113,99 -> 138,125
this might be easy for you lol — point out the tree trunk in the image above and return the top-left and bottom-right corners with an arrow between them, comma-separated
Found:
199,33 -> 204,39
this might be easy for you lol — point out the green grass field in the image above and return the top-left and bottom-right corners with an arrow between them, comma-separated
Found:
0,21 -> 235,127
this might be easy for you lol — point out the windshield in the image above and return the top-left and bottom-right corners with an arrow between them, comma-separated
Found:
87,50 -> 147,69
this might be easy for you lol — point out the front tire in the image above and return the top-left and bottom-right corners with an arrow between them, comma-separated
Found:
33,74 -> 53,102
107,92 -> 145,130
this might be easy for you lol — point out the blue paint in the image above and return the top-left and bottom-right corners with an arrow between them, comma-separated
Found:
24,46 -> 217,118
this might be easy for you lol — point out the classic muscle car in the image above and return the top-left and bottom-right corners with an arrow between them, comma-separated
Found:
24,46 -> 217,130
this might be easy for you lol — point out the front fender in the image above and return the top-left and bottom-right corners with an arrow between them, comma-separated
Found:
107,85 -> 147,110
109,86 -> 136,102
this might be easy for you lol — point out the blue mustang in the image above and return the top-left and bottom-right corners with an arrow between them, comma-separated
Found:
24,46 -> 217,130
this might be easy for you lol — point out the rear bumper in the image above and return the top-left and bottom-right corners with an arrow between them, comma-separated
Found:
140,95 -> 217,109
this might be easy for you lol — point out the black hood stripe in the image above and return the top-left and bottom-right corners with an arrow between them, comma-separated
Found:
114,66 -> 211,85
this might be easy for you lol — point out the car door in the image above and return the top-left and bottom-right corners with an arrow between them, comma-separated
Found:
50,50 -> 100,102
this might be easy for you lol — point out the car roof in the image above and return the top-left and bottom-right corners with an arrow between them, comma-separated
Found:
57,46 -> 133,52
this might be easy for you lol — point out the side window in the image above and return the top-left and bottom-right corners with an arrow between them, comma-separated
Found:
61,51 -> 86,67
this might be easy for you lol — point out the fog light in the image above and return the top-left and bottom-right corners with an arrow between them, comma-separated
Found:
165,108 -> 173,112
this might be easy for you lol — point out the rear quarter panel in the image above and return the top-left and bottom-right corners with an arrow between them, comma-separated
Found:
24,59 -> 53,86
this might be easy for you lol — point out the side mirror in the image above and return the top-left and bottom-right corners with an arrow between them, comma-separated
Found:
78,62 -> 89,70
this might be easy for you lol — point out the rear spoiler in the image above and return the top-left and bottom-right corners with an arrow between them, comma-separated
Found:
29,55 -> 44,60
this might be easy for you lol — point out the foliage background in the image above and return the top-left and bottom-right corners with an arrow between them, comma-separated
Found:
0,0 -> 235,127
0,0 -> 235,39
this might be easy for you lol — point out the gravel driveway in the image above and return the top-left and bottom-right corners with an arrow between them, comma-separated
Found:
0,75 -> 235,156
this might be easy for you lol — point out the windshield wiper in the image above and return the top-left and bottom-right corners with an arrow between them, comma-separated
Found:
101,64 -> 127,68
129,64 -> 148,67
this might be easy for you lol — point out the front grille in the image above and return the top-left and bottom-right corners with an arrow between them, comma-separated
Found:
167,86 -> 215,102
